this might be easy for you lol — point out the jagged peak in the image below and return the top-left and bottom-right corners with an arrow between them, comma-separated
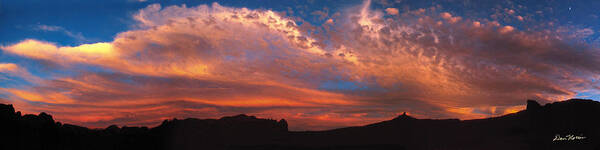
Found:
38,112 -> 54,121
278,119 -> 288,130
526,99 -> 541,111
0,104 -> 15,113
393,112 -> 416,121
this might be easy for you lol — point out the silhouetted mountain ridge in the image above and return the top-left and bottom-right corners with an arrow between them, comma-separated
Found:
2,99 -> 600,150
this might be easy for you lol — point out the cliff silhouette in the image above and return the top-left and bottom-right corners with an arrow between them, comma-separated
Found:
1,99 -> 600,150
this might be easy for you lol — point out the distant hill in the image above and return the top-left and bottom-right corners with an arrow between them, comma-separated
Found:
1,99 -> 600,150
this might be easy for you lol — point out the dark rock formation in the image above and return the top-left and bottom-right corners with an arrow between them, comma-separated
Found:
277,119 -> 288,131
2,99 -> 600,150
527,99 -> 542,111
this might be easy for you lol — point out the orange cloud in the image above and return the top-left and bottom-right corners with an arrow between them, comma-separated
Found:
385,8 -> 399,15
516,16 -> 524,21
499,25 -> 515,34
1,40 -> 116,64
440,12 -> 461,23
472,21 -> 481,27
325,18 -> 334,24
0,63 -> 19,72
0,88 -> 75,104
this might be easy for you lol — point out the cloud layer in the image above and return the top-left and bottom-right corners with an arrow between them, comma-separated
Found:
1,1 -> 599,130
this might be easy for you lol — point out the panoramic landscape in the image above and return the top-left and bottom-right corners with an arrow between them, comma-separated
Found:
1,0 -> 600,149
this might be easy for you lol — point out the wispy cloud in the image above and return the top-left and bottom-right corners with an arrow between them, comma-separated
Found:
34,25 -> 87,42
0,63 -> 41,84
36,25 -> 62,31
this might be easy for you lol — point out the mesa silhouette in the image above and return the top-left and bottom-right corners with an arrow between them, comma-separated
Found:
1,99 -> 600,150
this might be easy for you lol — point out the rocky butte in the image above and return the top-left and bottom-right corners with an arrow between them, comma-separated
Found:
1,99 -> 600,150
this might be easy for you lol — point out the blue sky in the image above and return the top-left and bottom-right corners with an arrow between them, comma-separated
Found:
3,0 -> 599,46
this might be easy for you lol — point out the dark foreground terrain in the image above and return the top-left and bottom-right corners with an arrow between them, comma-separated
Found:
2,99 -> 600,150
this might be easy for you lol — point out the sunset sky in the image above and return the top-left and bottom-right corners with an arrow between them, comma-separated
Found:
1,0 -> 600,131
